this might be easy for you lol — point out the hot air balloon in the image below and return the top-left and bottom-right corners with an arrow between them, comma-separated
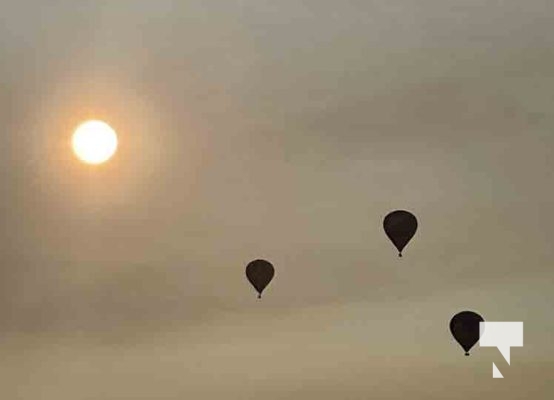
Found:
383,210 -> 418,257
245,259 -> 275,299
449,311 -> 485,356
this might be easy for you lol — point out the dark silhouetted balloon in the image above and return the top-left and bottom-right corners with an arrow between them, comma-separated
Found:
383,210 -> 418,257
245,259 -> 275,299
449,311 -> 485,356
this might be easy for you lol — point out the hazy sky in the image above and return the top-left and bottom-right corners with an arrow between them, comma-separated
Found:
1,1 -> 553,398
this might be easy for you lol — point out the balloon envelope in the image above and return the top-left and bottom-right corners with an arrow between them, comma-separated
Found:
383,210 -> 418,256
449,311 -> 485,356
245,259 -> 275,298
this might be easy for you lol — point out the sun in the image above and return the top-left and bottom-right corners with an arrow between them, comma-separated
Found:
72,120 -> 118,164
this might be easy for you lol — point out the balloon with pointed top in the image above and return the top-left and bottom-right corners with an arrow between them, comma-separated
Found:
246,259 -> 275,299
449,311 -> 485,356
383,210 -> 418,257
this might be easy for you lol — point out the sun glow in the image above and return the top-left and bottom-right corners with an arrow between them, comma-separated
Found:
72,120 -> 118,164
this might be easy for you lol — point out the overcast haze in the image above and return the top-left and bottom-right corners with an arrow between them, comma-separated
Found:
1,1 -> 553,398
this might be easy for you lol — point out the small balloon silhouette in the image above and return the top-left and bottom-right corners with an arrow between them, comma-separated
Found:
245,259 -> 275,299
449,311 -> 485,356
383,210 -> 418,257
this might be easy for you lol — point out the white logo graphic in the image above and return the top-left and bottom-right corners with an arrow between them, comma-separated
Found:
479,322 -> 523,378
